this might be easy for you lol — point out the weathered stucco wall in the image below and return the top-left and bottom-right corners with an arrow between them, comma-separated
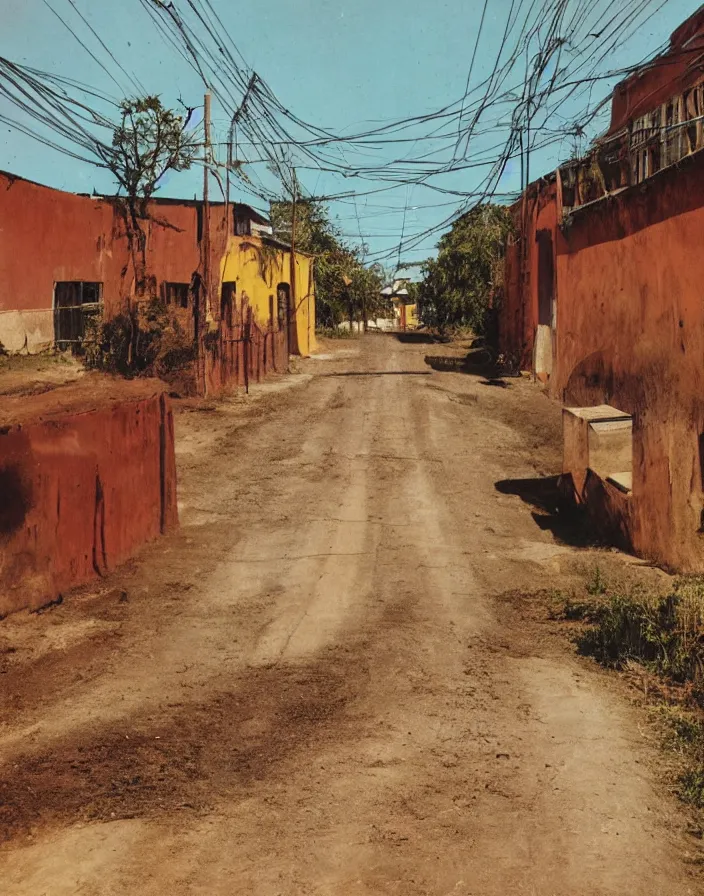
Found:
0,310 -> 54,354
220,235 -> 316,358
0,173 -> 116,352
0,171 -> 315,371
0,377 -> 177,616
500,179 -> 558,371
0,171 -> 208,352
555,149 -> 704,570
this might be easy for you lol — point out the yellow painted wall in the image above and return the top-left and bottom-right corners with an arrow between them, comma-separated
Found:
394,300 -> 419,329
219,235 -> 316,356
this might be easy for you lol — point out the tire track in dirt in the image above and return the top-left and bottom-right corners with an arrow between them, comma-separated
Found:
0,336 -> 698,895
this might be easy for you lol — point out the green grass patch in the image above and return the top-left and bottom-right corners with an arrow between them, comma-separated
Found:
315,327 -> 358,340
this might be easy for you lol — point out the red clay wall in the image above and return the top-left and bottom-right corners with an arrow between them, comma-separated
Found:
0,377 -> 177,616
0,173 -> 117,313
500,179 -> 558,369
554,149 -> 704,570
0,171 -> 226,324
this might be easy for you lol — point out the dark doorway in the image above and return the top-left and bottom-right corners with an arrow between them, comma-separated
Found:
276,283 -> 290,330
221,281 -> 236,326
536,229 -> 554,326
54,281 -> 102,352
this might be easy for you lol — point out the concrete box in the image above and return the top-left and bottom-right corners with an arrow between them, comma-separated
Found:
563,405 -> 632,498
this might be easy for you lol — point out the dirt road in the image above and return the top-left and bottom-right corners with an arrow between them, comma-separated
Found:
0,335 -> 698,894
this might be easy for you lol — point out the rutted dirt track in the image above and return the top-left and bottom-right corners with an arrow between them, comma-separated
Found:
0,335 -> 699,894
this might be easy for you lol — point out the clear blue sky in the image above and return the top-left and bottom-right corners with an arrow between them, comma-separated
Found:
1,0 -> 701,272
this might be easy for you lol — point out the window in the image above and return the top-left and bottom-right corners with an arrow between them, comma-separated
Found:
164,282 -> 190,309
234,207 -> 251,236
54,281 -> 103,351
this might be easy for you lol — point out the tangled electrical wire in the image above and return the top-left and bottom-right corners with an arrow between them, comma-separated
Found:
0,0 -> 691,264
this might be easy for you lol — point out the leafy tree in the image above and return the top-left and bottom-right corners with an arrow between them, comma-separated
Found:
270,199 -> 387,328
417,204 -> 513,336
101,96 -> 196,297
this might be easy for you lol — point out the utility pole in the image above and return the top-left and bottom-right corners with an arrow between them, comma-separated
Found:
195,91 -> 212,397
225,121 -> 232,236
226,75 -> 257,237
288,168 -> 297,356
203,92 -> 212,325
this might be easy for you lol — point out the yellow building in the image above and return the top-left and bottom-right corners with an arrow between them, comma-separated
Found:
219,205 -> 316,356
381,280 -> 418,331
397,298 -> 418,330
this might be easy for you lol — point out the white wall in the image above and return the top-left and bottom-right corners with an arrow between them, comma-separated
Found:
0,309 -> 54,353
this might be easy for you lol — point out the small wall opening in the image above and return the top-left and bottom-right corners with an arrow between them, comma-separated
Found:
276,283 -> 290,329
163,282 -> 190,309
196,205 -> 203,243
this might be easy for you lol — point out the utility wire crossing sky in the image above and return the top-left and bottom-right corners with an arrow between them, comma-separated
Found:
1,0 -> 701,272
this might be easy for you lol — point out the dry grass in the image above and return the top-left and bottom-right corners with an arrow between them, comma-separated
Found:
557,568 -> 704,807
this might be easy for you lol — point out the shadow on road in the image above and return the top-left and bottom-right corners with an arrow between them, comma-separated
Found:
495,475 -> 599,548
480,378 -> 512,388
422,341 -> 521,380
395,332 -> 451,344
320,371 -> 432,378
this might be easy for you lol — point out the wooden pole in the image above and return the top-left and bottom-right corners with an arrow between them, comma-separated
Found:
203,92 -> 212,323
195,92 -> 212,395
225,126 -> 231,238
288,168 -> 297,357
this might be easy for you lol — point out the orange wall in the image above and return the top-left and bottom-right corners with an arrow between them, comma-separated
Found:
554,150 -> 704,570
0,378 -> 177,616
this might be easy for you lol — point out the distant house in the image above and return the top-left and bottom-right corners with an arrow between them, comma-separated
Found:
381,280 -> 418,330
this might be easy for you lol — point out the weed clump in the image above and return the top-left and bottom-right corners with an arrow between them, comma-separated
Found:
679,768 -> 704,807
84,299 -> 196,389
576,574 -> 704,683
561,568 -> 704,809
